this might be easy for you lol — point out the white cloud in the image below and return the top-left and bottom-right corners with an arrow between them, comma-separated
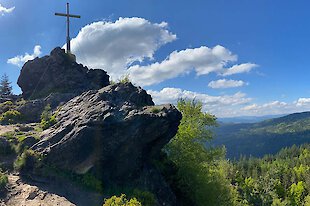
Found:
7,45 -> 42,67
147,87 -> 252,117
222,63 -> 258,76
71,17 -> 176,79
148,88 -> 310,117
0,4 -> 15,16
70,17 -> 257,85
129,45 -> 239,86
242,101 -> 288,112
240,100 -> 310,117
296,98 -> 310,107
208,79 -> 247,89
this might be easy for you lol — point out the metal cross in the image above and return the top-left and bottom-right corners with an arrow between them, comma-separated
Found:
55,3 -> 81,54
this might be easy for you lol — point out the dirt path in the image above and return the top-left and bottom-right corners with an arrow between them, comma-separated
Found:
1,174 -> 75,206
0,125 -> 16,136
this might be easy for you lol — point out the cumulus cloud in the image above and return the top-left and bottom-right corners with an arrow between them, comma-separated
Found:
147,87 -> 252,116
70,17 -> 257,85
128,46 -> 258,86
7,45 -> 42,67
148,88 -> 310,117
0,4 -> 15,16
296,98 -> 310,107
129,45 -> 239,86
242,101 -> 287,112
208,79 -> 247,89
240,100 -> 310,117
222,63 -> 258,76
71,17 -> 176,79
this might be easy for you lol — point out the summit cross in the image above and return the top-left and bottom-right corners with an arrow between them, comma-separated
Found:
55,3 -> 81,54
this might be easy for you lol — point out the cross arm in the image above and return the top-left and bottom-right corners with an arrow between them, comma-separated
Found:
55,13 -> 81,18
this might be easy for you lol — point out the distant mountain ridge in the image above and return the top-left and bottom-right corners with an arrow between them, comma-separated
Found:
218,114 -> 286,124
212,111 -> 310,158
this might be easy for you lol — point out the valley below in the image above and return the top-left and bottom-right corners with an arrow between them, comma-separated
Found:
213,112 -> 310,158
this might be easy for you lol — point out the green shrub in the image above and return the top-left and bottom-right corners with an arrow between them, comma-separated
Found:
150,107 -> 161,114
118,74 -> 131,84
0,170 -> 8,192
0,101 -> 14,112
103,194 -> 142,206
0,110 -> 22,125
132,189 -> 156,206
79,173 -> 103,192
105,187 -> 155,206
40,104 -> 57,130
14,149 -> 42,173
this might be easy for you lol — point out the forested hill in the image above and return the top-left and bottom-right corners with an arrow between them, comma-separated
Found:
212,111 -> 310,158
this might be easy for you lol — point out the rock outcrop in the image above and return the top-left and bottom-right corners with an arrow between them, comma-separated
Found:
32,82 -> 182,205
17,93 -> 77,123
17,47 -> 110,100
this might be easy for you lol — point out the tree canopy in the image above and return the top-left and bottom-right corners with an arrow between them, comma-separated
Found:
165,99 -> 237,206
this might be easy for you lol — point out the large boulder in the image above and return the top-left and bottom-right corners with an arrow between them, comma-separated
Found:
17,47 -> 110,100
17,92 -> 78,123
32,83 -> 182,205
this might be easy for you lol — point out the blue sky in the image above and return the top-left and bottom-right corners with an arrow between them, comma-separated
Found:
1,0 -> 310,117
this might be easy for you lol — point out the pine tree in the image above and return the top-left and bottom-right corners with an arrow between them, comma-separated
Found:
0,74 -> 12,96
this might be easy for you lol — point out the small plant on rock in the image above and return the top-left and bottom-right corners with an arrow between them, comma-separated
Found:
118,74 -> 131,84
14,149 -> 42,174
0,170 -> 8,193
40,104 -> 57,130
150,107 -> 161,114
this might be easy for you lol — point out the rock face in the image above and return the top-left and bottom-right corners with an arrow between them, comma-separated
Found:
17,47 -> 110,100
32,83 -> 182,205
17,93 -> 78,123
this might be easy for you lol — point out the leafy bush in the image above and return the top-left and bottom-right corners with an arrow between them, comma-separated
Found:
105,186 -> 156,206
150,107 -> 161,114
132,189 -> 155,206
40,104 -> 57,130
0,170 -> 8,192
14,149 -> 42,173
0,110 -> 22,125
79,173 -> 103,192
118,74 -> 131,84
0,101 -> 14,113
103,194 -> 142,206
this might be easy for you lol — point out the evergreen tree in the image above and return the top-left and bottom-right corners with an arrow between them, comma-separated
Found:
0,74 -> 12,96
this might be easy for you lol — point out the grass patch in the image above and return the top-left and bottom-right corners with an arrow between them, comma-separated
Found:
2,124 -> 41,154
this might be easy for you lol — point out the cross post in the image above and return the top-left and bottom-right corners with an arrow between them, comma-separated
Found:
55,3 -> 81,54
